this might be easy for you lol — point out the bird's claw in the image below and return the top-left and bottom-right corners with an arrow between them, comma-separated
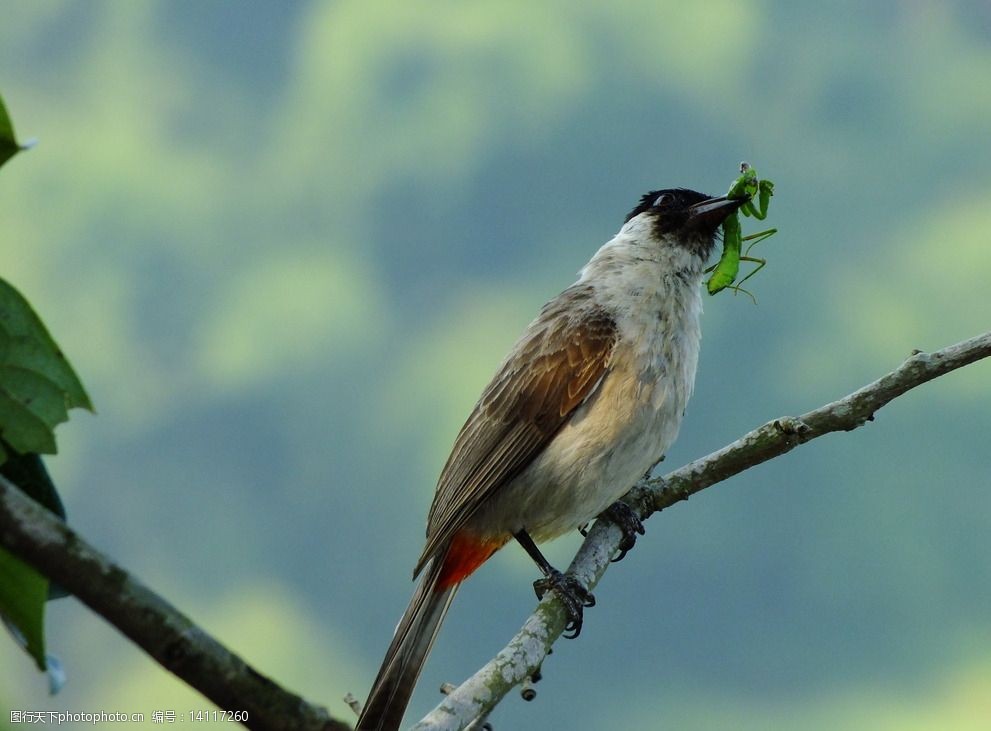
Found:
533,569 -> 595,639
603,500 -> 645,563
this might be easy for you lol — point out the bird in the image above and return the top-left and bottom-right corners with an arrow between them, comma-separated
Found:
355,187 -> 744,730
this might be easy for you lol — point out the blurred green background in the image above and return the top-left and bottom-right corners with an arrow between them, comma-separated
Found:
2,1 -> 990,729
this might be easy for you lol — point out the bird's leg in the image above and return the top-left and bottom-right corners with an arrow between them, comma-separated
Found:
601,501 -> 645,563
514,530 -> 595,639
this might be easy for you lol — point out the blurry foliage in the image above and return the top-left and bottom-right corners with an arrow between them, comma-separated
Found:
0,280 -> 92,456
0,95 -> 91,681
0,1 -> 989,728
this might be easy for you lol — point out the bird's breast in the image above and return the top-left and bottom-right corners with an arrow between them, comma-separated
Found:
472,281 -> 705,543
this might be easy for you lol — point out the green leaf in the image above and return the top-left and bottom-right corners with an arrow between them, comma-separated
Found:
0,279 -> 93,460
0,329 -> 89,411
0,370 -> 67,454
0,94 -> 28,171
0,93 -> 66,682
0,280 -> 93,412
0,547 -> 49,671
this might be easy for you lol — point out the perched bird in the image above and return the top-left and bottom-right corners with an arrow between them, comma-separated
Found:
356,188 -> 743,730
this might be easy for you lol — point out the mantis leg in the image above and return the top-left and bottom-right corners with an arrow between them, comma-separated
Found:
735,255 -> 766,287
741,227 -> 777,256
723,227 -> 776,301
724,258 -> 766,304
741,180 -> 774,220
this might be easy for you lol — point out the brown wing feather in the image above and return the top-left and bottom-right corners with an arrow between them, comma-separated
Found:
414,288 -> 617,576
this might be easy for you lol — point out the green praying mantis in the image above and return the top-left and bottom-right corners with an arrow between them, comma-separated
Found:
705,162 -> 777,298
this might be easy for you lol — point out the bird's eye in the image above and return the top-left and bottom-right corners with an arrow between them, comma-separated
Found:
652,193 -> 671,207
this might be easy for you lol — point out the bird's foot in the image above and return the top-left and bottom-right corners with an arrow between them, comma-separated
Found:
603,500 -> 645,563
532,569 -> 595,639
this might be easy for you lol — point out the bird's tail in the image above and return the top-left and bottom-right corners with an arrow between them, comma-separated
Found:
355,551 -> 458,731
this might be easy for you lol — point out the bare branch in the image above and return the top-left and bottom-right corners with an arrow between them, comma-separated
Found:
414,330 -> 991,730
0,475 -> 350,731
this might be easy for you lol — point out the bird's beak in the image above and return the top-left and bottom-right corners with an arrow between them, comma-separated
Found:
687,195 -> 745,233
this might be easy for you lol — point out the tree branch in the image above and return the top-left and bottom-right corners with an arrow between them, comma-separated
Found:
0,475 -> 350,731
413,330 -> 991,731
